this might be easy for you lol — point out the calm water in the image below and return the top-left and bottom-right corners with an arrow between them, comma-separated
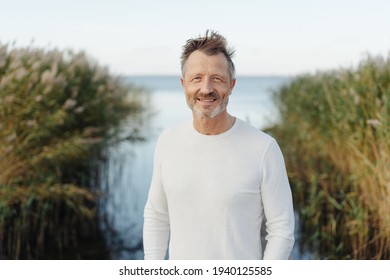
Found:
98,76 -> 306,259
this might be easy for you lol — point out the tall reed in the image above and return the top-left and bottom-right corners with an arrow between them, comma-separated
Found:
0,43 -> 147,259
270,54 -> 390,259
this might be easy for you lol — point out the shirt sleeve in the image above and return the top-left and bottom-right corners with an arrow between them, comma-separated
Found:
143,136 -> 170,260
261,139 -> 295,260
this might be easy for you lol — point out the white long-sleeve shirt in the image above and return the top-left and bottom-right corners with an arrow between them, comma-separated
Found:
143,118 -> 294,260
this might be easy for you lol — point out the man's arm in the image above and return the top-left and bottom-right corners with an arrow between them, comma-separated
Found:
261,139 -> 295,259
143,137 -> 170,260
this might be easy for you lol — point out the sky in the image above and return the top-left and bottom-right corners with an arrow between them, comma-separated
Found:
1,0 -> 390,76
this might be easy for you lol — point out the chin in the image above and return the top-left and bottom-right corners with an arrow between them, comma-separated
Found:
194,106 -> 225,119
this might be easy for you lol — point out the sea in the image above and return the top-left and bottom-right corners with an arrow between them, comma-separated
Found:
97,75 -> 306,259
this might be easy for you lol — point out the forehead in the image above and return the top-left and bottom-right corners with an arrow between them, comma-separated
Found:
184,50 -> 229,76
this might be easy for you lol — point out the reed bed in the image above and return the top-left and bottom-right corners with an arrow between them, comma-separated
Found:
270,54 -> 390,259
0,43 -> 147,259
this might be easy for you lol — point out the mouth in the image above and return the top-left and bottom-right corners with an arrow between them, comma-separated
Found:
195,93 -> 218,105
196,97 -> 217,104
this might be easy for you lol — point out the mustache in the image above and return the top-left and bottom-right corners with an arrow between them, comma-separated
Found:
195,92 -> 219,99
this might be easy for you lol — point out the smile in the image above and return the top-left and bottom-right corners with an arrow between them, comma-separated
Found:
196,98 -> 217,104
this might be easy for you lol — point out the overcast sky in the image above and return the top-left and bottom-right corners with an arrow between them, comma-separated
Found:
1,0 -> 390,76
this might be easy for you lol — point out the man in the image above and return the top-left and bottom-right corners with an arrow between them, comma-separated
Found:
143,31 -> 294,260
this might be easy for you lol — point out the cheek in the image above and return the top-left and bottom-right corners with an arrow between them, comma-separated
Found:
184,92 -> 195,105
218,86 -> 232,97
188,84 -> 201,93
184,84 -> 197,96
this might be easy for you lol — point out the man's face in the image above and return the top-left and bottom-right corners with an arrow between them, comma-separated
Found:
181,50 -> 236,119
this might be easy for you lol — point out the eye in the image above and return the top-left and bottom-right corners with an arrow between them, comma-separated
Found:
212,76 -> 222,82
192,77 -> 201,82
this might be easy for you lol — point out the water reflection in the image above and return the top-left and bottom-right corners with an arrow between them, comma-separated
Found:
98,113 -> 156,259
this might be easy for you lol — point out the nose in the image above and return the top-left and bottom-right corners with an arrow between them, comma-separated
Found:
200,79 -> 213,94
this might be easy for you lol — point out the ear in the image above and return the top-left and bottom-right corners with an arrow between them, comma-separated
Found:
180,77 -> 184,87
229,78 -> 236,93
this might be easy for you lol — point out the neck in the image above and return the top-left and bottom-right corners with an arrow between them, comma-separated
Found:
193,111 -> 236,135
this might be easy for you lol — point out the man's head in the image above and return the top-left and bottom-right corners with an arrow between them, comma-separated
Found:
180,30 -> 236,80
180,31 -> 236,120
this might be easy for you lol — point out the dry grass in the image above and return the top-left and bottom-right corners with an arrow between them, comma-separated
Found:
270,54 -> 390,259
0,43 -> 147,259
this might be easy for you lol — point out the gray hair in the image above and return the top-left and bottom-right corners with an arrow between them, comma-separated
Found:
180,30 -> 236,79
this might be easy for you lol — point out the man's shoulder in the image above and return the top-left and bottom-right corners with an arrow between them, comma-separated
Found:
236,118 -> 275,143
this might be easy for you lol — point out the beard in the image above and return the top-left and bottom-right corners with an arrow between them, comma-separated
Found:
187,92 -> 229,119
